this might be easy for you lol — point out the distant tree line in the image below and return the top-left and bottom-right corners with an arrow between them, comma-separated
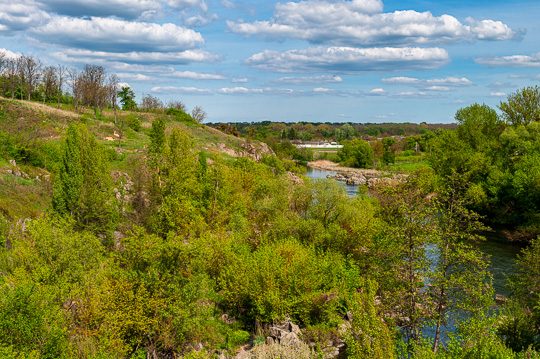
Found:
209,120 -> 455,142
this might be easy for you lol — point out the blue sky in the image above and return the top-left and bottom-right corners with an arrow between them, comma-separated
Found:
1,0 -> 539,124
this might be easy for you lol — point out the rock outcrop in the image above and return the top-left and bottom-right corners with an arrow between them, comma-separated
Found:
214,141 -> 275,162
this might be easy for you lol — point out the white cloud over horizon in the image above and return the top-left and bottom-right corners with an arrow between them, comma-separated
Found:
268,75 -> 343,85
245,46 -> 450,73
475,52 -> 540,68
382,76 -> 473,91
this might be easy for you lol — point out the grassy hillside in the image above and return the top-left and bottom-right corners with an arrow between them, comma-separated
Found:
0,98 -> 257,220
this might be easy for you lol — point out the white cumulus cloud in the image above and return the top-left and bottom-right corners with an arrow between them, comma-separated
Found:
218,87 -> 264,94
32,17 -> 204,52
382,76 -> 473,91
369,88 -> 387,96
39,0 -> 162,20
170,70 -> 225,80
269,74 -> 343,85
245,46 -> 450,73
0,0 -> 51,33
475,52 -> 540,68
151,86 -> 213,94
228,0 -> 518,46
52,48 -> 220,65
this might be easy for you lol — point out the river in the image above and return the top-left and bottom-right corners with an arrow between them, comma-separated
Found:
304,166 -> 524,297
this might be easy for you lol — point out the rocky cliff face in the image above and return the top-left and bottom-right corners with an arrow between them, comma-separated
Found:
214,141 -> 275,161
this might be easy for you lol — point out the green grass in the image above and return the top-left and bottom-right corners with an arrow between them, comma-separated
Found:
389,161 -> 429,172
0,174 -> 50,219
395,154 -> 423,162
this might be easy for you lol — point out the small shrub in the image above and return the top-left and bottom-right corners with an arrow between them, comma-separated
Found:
125,115 -> 141,132
227,330 -> 250,348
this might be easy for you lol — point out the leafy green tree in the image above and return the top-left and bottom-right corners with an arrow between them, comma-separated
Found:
148,117 -> 166,157
0,284 -> 69,358
499,86 -> 540,126
429,174 -> 493,352
502,238 -> 540,351
455,103 -> 505,152
155,128 -> 204,236
52,124 -> 114,232
338,139 -> 374,168
381,151 -> 395,165
53,124 -> 83,215
382,137 -> 396,150
308,179 -> 347,230
375,182 -> 435,342
345,279 -> 396,358
118,86 -> 136,111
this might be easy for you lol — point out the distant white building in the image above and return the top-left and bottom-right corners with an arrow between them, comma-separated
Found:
294,141 -> 343,149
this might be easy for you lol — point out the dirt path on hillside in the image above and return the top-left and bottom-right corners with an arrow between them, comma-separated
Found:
13,99 -> 81,119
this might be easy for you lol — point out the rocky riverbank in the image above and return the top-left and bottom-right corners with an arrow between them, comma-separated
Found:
307,160 -> 407,189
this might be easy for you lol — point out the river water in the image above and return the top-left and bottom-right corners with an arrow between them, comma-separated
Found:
304,166 -> 524,297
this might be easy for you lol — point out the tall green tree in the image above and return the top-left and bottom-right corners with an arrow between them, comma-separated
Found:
52,124 -> 114,232
148,117 -> 167,205
53,124 -> 84,215
455,103 -> 505,152
376,182 -> 435,342
118,86 -> 137,111
429,173 -> 493,353
499,86 -> 540,126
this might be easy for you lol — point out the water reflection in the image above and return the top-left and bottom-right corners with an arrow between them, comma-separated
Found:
304,166 -> 359,196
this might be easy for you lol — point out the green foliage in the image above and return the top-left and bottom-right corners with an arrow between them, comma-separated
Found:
124,114 -> 141,132
117,86 -> 136,111
0,283 -> 69,358
503,238 -> 540,351
266,140 -> 313,161
345,280 -> 395,358
219,238 -> 345,324
2,217 -> 104,292
3,92 -> 540,358
52,124 -> 83,215
499,86 -> 540,126
498,301 -> 540,352
52,124 -> 115,233
338,138 -> 374,168
381,151 -> 395,165
428,99 -> 540,236
455,103 -> 504,151
166,107 -> 196,124
149,117 -> 166,157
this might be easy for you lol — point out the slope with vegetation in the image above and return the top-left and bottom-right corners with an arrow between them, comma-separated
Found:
0,50 -> 540,358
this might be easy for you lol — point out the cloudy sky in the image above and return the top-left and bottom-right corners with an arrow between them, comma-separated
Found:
1,0 -> 539,123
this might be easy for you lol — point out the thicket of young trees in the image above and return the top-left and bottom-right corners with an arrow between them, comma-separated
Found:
1,51 -> 540,358
1,108 -> 539,357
